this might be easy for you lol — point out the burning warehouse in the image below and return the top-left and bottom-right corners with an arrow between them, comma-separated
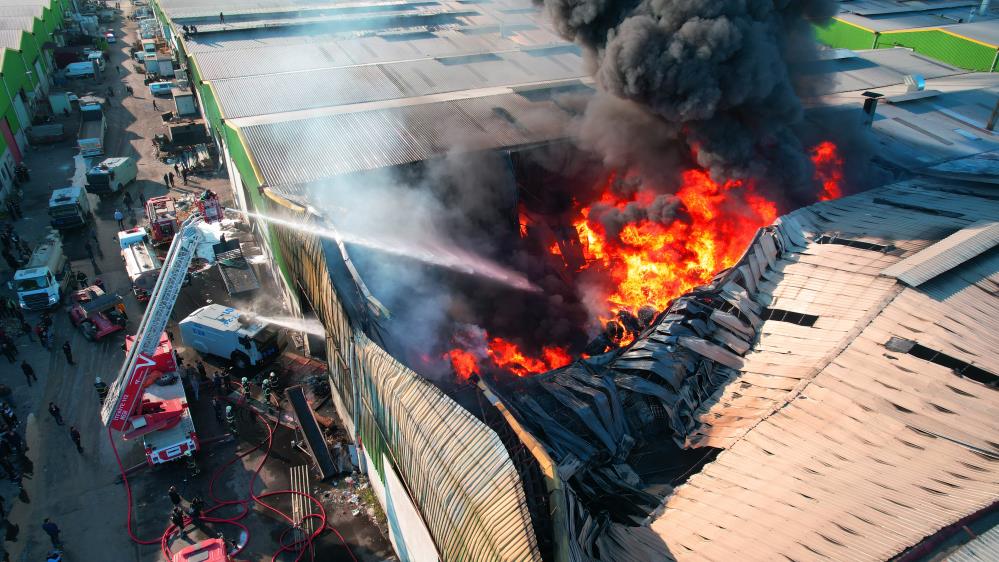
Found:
153,0 -> 999,560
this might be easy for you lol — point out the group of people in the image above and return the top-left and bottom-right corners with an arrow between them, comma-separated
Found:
0,225 -> 31,270
169,162 -> 193,186
167,486 -> 206,537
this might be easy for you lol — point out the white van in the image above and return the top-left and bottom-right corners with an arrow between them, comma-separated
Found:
149,81 -> 173,97
65,61 -> 96,79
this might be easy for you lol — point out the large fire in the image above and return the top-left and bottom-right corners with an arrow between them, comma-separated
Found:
571,169 -> 778,316
448,142 -> 842,380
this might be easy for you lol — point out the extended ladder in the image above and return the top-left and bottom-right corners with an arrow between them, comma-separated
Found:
101,215 -> 205,429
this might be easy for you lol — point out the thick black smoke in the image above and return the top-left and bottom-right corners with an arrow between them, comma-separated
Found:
540,0 -> 837,198
591,193 -> 681,240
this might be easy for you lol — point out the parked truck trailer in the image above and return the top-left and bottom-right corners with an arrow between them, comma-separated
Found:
78,101 -> 106,157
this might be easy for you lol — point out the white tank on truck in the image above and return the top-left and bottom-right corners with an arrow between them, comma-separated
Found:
85,156 -> 138,196
118,227 -> 161,302
14,230 -> 70,310
48,186 -> 93,229
179,305 -> 284,370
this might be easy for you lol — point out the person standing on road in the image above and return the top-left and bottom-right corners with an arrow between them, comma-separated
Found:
152,99 -> 158,111
0,342 -> 14,363
163,173 -> 170,187
41,519 -> 61,548
68,427 -> 82,453
196,360 -> 207,380
181,168 -> 189,185
84,240 -> 94,261
114,208 -> 124,230
47,403 -> 63,426
21,361 -> 38,386
173,163 -> 180,174
168,171 -> 175,186
123,191 -> 133,211
168,485 -> 182,507
62,341 -> 74,365
138,189 -> 146,208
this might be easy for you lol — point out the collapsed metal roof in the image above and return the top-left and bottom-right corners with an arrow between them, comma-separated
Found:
491,166 -> 999,560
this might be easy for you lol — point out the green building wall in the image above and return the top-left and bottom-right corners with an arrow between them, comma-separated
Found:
815,17 -> 999,72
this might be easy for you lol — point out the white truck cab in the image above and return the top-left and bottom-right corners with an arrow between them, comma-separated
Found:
179,305 -> 283,370
14,230 -> 69,310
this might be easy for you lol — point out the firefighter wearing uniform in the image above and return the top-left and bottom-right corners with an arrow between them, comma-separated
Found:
94,377 -> 109,404
225,405 -> 237,436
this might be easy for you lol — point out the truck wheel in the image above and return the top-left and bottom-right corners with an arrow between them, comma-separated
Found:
231,351 -> 250,371
80,321 -> 97,341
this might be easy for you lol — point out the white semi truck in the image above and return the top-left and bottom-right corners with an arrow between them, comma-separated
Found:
179,305 -> 283,370
14,230 -> 71,310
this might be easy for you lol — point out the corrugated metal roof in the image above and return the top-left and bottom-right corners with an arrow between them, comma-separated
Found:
213,49 -> 583,118
0,6 -> 41,17
241,91 -> 571,192
643,174 -> 999,560
0,16 -> 35,31
882,220 -> 999,286
0,29 -> 20,49
945,525 -> 999,562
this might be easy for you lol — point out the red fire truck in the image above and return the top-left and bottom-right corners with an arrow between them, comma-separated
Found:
146,196 -> 179,246
101,191 -> 224,465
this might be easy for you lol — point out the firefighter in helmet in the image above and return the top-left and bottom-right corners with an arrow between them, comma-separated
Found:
94,377 -> 109,404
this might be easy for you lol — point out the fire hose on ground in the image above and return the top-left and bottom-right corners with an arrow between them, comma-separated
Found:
109,404 -> 359,562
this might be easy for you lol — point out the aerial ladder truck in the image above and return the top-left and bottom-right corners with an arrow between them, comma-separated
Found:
100,192 -> 224,465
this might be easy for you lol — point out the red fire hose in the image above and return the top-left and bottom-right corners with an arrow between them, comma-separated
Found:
109,406 -> 358,562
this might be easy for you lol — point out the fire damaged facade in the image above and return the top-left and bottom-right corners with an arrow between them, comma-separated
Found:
149,0 -> 999,559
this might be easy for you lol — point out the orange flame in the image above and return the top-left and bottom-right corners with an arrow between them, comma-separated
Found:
444,348 -> 480,381
487,337 -> 571,377
810,141 -> 844,201
572,169 -> 778,316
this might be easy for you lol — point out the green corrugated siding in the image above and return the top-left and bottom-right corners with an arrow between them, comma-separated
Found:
814,18 -> 874,51
878,30 -> 998,71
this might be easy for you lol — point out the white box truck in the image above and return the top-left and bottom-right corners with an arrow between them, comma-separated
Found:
14,230 -> 71,310
118,228 -> 161,302
48,186 -> 93,229
85,156 -> 137,196
179,305 -> 284,370
78,101 -> 106,157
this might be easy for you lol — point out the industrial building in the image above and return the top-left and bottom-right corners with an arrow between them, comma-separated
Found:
0,0 -> 71,207
147,0 -> 999,560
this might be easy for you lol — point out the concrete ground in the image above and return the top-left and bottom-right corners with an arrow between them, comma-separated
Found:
0,5 -> 394,561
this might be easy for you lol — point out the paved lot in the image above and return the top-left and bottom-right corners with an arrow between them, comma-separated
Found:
0,6 -> 393,561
